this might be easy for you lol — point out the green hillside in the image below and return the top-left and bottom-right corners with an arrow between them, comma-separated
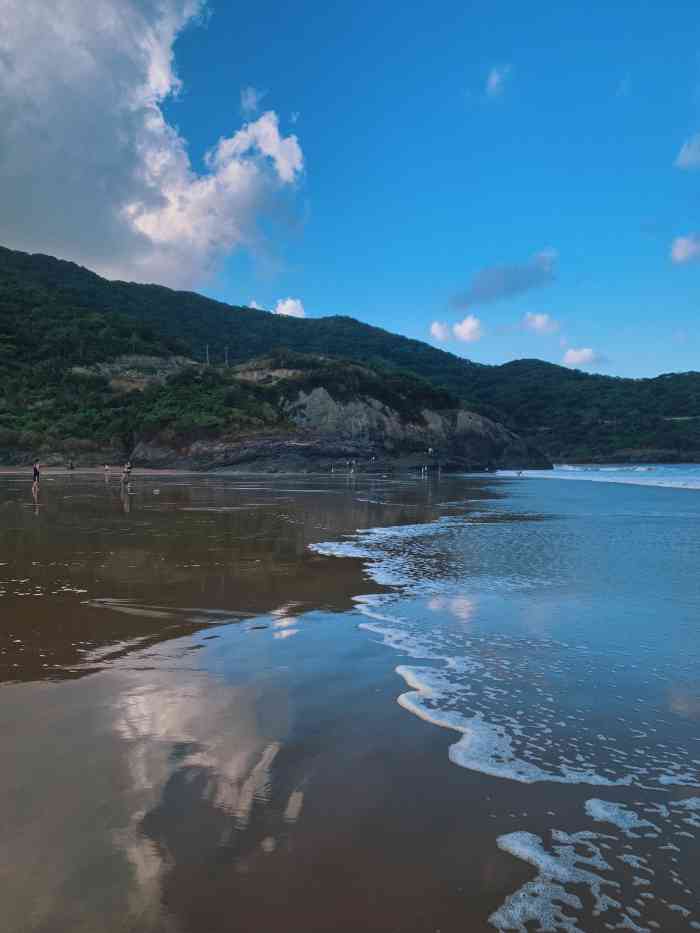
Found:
458,359 -> 700,461
0,242 -> 463,459
2,244 -> 700,461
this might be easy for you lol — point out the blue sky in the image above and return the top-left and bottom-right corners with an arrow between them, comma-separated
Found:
2,0 -> 700,376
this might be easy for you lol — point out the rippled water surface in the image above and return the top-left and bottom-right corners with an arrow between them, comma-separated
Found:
0,470 -> 698,932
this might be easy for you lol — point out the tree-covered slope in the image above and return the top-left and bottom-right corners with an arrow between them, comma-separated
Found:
2,244 -> 700,461
0,241 -> 479,462
0,244 -> 483,397
457,359 -> 700,461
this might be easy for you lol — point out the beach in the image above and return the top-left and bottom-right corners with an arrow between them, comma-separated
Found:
1,469 -> 698,932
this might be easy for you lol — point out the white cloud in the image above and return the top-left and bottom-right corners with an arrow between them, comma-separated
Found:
523,312 -> 559,335
208,110 -> 303,184
430,320 -> 450,341
671,234 -> 700,264
453,314 -> 484,342
562,347 -> 602,368
273,297 -> 305,318
674,135 -> 700,170
0,1 -> 304,288
240,85 -> 267,115
486,64 -> 511,98
249,300 -> 263,310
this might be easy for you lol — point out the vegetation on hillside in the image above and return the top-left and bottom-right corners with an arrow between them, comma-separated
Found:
2,244 -> 700,460
243,350 -> 457,420
0,249 -> 465,456
456,359 -> 700,460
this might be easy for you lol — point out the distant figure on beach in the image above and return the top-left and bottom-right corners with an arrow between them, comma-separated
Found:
32,460 -> 40,507
104,464 -> 110,480
121,460 -> 132,484
68,459 -> 75,471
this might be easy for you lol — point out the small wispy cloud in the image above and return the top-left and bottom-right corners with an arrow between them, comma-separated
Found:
240,85 -> 267,115
670,234 -> 700,264
273,297 -> 305,318
430,320 -> 450,342
453,249 -> 557,309
486,64 -> 512,98
290,111 -> 300,124
453,314 -> 484,342
615,74 -> 631,99
523,312 -> 559,335
562,347 -> 604,368
249,300 -> 263,310
674,135 -> 700,170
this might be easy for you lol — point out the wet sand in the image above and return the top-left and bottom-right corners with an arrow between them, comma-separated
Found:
1,470 -> 698,932
0,470 -> 526,933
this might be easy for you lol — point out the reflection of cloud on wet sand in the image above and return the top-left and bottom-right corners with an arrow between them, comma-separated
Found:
270,602 -> 303,639
428,595 -> 477,623
112,671 -> 296,922
669,687 -> 700,719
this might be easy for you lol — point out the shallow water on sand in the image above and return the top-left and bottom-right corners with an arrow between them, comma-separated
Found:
0,471 -> 698,932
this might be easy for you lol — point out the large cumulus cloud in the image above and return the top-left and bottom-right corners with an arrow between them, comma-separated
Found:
0,0 -> 303,287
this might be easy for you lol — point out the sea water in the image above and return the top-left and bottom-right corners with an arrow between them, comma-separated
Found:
312,475 -> 700,931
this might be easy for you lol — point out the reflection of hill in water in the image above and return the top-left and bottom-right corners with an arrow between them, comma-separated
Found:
0,473 -> 497,682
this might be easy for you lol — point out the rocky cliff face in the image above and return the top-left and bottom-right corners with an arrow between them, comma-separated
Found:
132,386 -> 550,472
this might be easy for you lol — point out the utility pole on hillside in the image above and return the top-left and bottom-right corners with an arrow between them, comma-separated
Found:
205,344 -> 210,366
225,346 -> 229,367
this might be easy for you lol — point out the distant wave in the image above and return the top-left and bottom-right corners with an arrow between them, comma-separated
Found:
499,463 -> 700,490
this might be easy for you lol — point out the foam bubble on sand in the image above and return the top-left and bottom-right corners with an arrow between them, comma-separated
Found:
311,518 -> 462,587
395,664 -> 627,786
491,797 -> 700,932
355,591 -> 700,792
585,800 -> 661,837
490,830 -> 620,932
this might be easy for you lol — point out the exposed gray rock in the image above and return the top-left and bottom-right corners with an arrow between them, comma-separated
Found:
132,387 -> 550,472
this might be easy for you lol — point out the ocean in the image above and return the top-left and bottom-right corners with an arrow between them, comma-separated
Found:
313,471 -> 700,930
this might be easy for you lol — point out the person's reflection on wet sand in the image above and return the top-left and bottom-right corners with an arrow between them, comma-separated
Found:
31,481 -> 39,515
120,482 -> 132,513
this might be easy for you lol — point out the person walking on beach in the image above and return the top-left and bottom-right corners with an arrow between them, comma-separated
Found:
31,460 -> 41,507
121,460 -> 132,484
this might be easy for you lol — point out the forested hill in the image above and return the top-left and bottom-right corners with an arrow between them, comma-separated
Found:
0,245 -> 478,394
2,244 -> 700,461
459,359 -> 700,462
